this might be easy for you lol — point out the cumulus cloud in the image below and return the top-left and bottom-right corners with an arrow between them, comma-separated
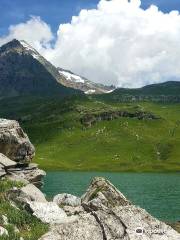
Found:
0,16 -> 53,52
1,0 -> 180,87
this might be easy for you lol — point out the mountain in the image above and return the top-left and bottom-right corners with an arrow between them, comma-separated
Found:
0,39 -> 81,98
57,68 -> 115,94
97,81 -> 180,103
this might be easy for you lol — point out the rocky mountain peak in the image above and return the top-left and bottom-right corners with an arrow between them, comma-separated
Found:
0,39 -> 40,60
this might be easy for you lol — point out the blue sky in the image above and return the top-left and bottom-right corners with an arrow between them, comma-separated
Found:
1,0 -> 180,36
1,0 -> 180,87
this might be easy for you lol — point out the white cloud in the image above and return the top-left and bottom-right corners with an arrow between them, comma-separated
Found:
1,0 -> 180,87
0,16 -> 53,52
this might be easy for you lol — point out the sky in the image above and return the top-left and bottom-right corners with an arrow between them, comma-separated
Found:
1,0 -> 180,87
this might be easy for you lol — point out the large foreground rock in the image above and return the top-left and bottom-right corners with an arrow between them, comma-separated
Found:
0,119 -> 35,163
40,177 -> 180,240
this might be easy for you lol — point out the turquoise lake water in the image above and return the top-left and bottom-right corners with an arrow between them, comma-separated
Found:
42,172 -> 180,222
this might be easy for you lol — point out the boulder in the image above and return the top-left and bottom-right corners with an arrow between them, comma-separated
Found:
53,193 -> 81,207
20,184 -> 47,202
40,177 -> 180,240
7,183 -> 47,206
0,119 -> 35,163
27,201 -> 68,224
81,177 -> 130,207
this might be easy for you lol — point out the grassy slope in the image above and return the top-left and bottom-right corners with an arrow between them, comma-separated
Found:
0,96 -> 179,172
0,180 -> 48,240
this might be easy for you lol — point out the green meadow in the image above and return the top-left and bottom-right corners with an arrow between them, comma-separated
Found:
0,96 -> 179,172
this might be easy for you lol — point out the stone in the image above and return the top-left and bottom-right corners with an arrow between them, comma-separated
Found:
63,206 -> 84,216
20,184 -> 47,202
40,213 -> 103,240
27,201 -> 68,224
53,193 -> 81,207
81,177 -> 130,207
21,168 -> 46,187
0,226 -> 8,236
8,168 -> 46,187
8,163 -> 38,172
0,119 -> 35,163
0,153 -> 17,168
7,172 -> 30,185
0,164 -> 6,177
40,177 -> 180,240
7,183 -> 47,208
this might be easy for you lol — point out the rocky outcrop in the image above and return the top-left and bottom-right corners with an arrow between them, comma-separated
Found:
0,119 -> 35,163
0,119 -> 45,187
40,177 -> 180,240
81,110 -> 160,127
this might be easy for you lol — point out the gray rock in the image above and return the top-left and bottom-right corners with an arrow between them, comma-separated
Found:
0,153 -> 17,168
20,184 -> 47,202
27,201 -> 68,224
40,177 -> 180,240
8,163 -> 39,172
8,168 -> 46,187
7,172 -> 30,185
81,177 -> 130,207
53,193 -> 81,207
63,206 -> 84,216
0,164 -> 6,177
0,119 -> 35,163
40,213 -> 103,240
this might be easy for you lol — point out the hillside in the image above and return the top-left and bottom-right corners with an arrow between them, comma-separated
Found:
0,95 -> 179,172
97,81 -> 180,103
0,39 -> 81,98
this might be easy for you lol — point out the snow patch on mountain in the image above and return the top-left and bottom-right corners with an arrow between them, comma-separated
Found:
20,40 -> 39,60
85,89 -> 96,94
59,70 -> 85,83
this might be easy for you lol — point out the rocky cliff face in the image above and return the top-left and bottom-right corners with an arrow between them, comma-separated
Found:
80,110 -> 160,127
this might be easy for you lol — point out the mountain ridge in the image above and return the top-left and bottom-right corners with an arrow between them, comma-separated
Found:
0,39 -> 114,96
97,81 -> 180,103
0,39 -> 82,98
